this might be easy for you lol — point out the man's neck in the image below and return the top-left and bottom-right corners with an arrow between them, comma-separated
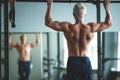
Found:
21,42 -> 26,44
75,18 -> 84,24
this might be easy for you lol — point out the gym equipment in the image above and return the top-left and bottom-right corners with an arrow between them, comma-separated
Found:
1,0 -> 120,80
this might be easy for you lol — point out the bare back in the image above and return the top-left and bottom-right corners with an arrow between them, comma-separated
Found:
45,0 -> 112,57
64,23 -> 94,57
15,43 -> 31,61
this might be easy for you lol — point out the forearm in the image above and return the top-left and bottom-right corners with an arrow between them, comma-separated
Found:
9,35 -> 12,45
104,7 -> 112,26
45,4 -> 53,27
103,0 -> 112,26
8,33 -> 17,47
36,33 -> 40,45
9,35 -> 15,46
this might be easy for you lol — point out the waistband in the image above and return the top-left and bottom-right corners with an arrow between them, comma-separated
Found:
68,56 -> 90,62
18,60 -> 30,63
68,56 -> 89,59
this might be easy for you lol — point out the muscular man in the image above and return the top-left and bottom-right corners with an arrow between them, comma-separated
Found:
45,0 -> 112,80
9,33 -> 40,80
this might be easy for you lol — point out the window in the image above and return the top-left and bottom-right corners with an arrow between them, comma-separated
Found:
88,33 -> 98,70
63,33 -> 98,70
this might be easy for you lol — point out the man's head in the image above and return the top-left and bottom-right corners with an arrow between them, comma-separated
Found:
20,34 -> 27,43
73,2 -> 87,20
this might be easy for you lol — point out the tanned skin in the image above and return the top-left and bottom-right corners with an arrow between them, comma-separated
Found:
45,0 -> 112,57
9,33 -> 40,61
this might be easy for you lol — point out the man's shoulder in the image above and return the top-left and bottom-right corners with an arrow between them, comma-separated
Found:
61,21 -> 72,26
59,21 -> 72,30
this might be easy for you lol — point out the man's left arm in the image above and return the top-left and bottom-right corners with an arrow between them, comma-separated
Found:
88,0 -> 112,32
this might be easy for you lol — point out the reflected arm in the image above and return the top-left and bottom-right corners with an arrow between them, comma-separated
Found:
30,33 -> 40,48
9,33 -> 17,47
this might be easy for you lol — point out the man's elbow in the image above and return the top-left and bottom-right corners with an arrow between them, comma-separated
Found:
45,21 -> 51,27
36,41 -> 40,45
105,19 -> 112,28
45,22 -> 49,27
38,42 -> 40,45
108,21 -> 112,28
45,19 -> 53,27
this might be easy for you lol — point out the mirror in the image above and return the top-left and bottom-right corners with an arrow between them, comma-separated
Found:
1,32 -> 119,80
9,32 -> 42,80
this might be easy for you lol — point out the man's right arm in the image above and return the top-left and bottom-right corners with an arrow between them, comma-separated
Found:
45,0 -> 70,31
9,33 -> 17,47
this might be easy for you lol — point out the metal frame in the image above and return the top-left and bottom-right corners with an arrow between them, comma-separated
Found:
0,0 -> 1,79
47,33 -> 50,80
57,32 -> 60,80
4,0 -> 9,80
96,0 -> 103,80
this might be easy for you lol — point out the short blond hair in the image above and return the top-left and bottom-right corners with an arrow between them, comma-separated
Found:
20,34 -> 27,41
73,3 -> 87,19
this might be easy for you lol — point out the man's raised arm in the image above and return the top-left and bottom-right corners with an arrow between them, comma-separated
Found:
30,33 -> 40,48
36,32 -> 40,45
88,0 -> 112,32
9,33 -> 17,47
103,0 -> 112,27
98,0 -> 112,31
45,0 -> 52,25
45,0 -> 66,31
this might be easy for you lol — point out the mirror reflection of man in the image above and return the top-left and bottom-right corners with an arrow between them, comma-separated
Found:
9,33 -> 40,80
45,0 -> 112,80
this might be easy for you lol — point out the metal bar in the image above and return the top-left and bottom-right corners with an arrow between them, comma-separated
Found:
57,32 -> 60,80
96,0 -> 103,80
4,0 -> 9,80
104,58 -> 120,62
47,33 -> 50,80
102,32 -> 105,72
2,0 -> 120,3
0,0 -> 1,79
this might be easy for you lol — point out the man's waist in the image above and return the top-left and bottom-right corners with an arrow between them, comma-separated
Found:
67,56 -> 90,63
18,60 -> 31,63
19,56 -> 30,61
18,58 -> 30,62
69,52 -> 87,57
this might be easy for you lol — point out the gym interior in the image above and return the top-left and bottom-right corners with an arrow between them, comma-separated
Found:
1,0 -> 120,80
